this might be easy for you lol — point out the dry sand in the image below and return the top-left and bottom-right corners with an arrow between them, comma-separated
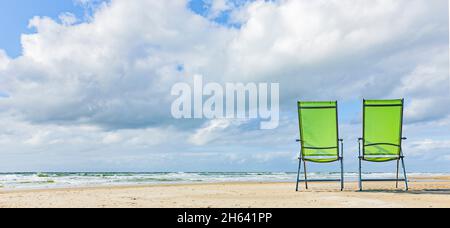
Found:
0,177 -> 449,208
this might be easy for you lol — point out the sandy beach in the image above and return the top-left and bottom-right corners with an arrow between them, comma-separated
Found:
1,176 -> 450,208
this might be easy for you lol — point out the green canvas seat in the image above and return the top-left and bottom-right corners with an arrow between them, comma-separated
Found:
358,99 -> 409,191
296,101 -> 344,191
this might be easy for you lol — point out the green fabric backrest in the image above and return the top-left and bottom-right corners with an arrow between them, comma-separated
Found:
298,101 -> 339,157
363,99 -> 404,156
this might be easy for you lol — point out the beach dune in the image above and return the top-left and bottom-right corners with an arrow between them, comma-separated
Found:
1,178 -> 450,208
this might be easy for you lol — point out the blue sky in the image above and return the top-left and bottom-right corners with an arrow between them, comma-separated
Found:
0,0 -> 449,173
0,0 -> 86,57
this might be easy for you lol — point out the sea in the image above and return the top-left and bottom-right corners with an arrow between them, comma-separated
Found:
0,172 -> 447,190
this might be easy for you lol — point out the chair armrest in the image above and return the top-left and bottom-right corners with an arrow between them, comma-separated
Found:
296,139 -> 301,142
402,137 -> 408,140
339,139 -> 344,142
358,138 -> 363,141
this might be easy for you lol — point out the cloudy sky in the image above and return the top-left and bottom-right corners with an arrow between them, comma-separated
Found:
0,0 -> 449,172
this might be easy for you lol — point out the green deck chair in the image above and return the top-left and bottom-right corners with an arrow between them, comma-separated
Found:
296,101 -> 344,191
358,99 -> 409,191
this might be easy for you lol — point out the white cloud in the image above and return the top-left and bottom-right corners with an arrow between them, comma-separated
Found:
209,0 -> 232,18
252,151 -> 292,163
101,132 -> 122,144
189,119 -> 240,145
405,97 -> 450,123
392,48 -> 450,122
407,138 -> 450,161
410,139 -> 450,152
59,12 -> 78,26
0,49 -> 10,70
226,0 -> 448,98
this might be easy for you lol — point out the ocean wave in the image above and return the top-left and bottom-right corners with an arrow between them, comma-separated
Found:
0,172 -> 447,190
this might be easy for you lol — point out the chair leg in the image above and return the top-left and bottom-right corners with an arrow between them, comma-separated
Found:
303,160 -> 308,190
296,158 -> 302,192
340,158 -> 344,191
401,157 -> 409,191
359,158 -> 363,191
396,159 -> 400,189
